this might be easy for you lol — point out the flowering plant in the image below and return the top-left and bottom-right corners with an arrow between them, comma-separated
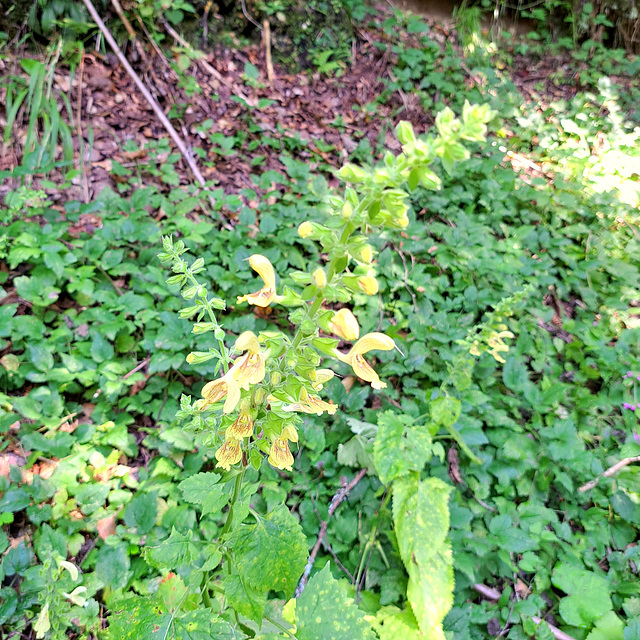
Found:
151,103 -> 494,638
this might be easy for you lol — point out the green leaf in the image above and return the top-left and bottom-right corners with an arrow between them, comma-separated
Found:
371,606 -> 424,640
178,472 -> 229,517
91,332 -> 114,363
96,543 -> 130,590
0,487 -> 32,513
230,504 -> 307,596
124,492 -> 158,534
393,474 -> 454,640
221,572 -> 267,624
145,528 -> 200,570
430,397 -> 461,427
552,563 -> 612,627
374,411 -> 432,485
296,565 -> 375,640
586,611 -> 624,640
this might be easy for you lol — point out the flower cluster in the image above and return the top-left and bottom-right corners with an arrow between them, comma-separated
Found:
622,371 -> 640,412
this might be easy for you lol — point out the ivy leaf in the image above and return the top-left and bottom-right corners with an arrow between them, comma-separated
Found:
178,472 -> 229,517
295,564 -> 375,640
374,411 -> 432,485
229,504 -> 307,596
393,474 -> 454,640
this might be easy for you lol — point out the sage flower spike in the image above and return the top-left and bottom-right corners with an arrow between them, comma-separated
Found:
330,308 -> 360,341
335,332 -> 395,389
200,371 -> 242,414
237,254 -> 282,307
232,331 -> 266,388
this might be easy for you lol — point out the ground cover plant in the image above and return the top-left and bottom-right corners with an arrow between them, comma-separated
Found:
1,1 -> 640,639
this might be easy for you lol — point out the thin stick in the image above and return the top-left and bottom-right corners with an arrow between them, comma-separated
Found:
295,468 -> 367,597
473,584 -> 576,640
160,18 -> 249,103
578,456 -> 640,492
80,0 -> 210,193
263,19 -> 274,83
123,357 -> 151,380
75,48 -> 90,203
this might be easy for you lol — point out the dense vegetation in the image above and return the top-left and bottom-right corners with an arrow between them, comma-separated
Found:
1,1 -> 639,639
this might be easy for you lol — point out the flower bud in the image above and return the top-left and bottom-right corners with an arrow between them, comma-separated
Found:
359,245 -> 374,264
312,268 -> 327,288
338,163 -> 368,183
330,309 -> 360,341
341,202 -> 352,219
298,221 -> 313,238
396,120 -> 416,145
271,371 -> 282,386
252,387 -> 266,405
359,276 -> 379,295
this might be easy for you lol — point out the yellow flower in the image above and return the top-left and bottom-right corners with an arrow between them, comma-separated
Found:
310,368 -> 335,391
268,438 -> 294,471
358,276 -> 379,295
335,332 -> 395,389
330,308 -> 360,341
231,331 -> 266,388
298,221 -> 313,238
200,372 -> 241,414
237,254 -> 281,308
215,438 -> 243,471
487,330 -> 514,364
283,388 -> 338,415
225,407 -> 253,439
281,424 -> 298,442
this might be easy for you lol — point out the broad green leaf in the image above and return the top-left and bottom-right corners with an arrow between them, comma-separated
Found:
295,565 -> 375,640
229,505 -> 307,596
124,492 -> 158,534
586,611 -> 624,640
178,472 -> 229,517
393,474 -> 454,640
552,563 -> 612,627
430,397 -> 461,427
374,411 -> 432,485
145,528 -> 200,570
371,606 -> 424,640
96,543 -> 130,590
222,572 -> 266,624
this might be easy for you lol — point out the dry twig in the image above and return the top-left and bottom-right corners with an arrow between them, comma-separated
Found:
263,19 -> 274,83
295,468 -> 368,597
474,583 -> 576,640
578,456 -> 640,492
80,0 -> 211,194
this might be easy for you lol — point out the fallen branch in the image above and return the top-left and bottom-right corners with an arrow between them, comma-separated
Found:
295,468 -> 367,597
474,584 -> 576,640
80,0 -> 210,194
578,456 -> 640,492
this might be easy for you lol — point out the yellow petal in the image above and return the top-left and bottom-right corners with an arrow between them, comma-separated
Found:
235,331 -> 261,353
358,276 -> 379,295
201,378 -> 228,404
226,411 -> 253,439
237,286 -> 276,307
359,245 -> 374,263
222,376 -> 242,414
268,438 -> 294,471
281,425 -> 298,443
215,438 -> 242,471
283,393 -> 338,415
232,352 -> 266,388
330,309 -> 360,341
298,221 -> 313,238
352,332 -> 395,356
311,368 -> 335,390
249,254 -> 276,288
351,353 -> 387,389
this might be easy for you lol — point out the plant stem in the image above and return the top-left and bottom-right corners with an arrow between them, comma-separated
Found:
289,222 -> 354,352
200,573 -> 213,608
221,469 -> 245,538
265,616 -> 297,639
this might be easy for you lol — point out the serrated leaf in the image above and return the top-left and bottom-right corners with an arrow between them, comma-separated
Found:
374,411 -> 432,485
178,473 -> 228,517
230,505 -> 307,596
296,565 -> 375,640
393,474 -> 454,640
96,543 -> 130,590
371,606 -> 424,640
222,572 -> 266,624
430,397 -> 461,427
586,611 -> 624,640
124,492 -> 158,534
145,528 -> 199,570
